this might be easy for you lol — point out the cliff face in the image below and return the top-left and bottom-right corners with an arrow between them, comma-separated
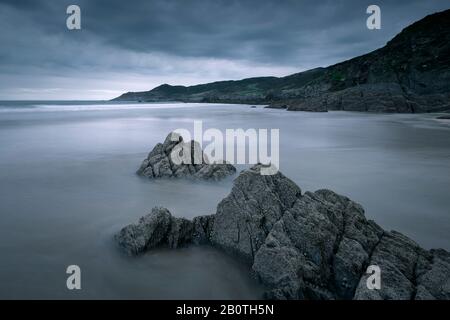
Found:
114,9 -> 450,113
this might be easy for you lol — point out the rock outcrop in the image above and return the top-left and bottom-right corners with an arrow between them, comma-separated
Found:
114,10 -> 450,113
267,98 -> 328,112
136,132 -> 236,180
117,164 -> 450,300
115,207 -> 214,255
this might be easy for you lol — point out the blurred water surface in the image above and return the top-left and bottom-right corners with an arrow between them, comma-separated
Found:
0,101 -> 449,298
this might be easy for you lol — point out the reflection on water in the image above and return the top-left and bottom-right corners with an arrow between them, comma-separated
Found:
0,101 -> 449,299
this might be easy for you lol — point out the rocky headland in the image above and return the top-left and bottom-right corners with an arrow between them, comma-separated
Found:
114,10 -> 450,114
136,132 -> 236,180
116,164 -> 450,300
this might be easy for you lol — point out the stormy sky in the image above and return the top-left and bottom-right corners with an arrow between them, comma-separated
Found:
0,0 -> 448,100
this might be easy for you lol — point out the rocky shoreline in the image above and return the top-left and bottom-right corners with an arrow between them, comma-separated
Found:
116,164 -> 450,300
114,10 -> 450,114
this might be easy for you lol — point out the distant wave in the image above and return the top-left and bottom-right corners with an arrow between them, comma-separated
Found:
0,103 -> 214,113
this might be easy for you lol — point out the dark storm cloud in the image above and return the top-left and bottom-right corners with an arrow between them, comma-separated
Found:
0,0 -> 449,99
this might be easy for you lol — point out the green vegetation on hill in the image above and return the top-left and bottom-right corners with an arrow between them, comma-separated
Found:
114,9 -> 450,113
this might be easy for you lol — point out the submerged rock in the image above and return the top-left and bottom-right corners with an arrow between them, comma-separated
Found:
265,103 -> 288,110
116,164 -> 450,300
267,99 -> 328,112
136,132 -> 236,180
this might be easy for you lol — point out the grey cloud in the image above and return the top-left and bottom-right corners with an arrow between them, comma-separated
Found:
0,0 -> 449,99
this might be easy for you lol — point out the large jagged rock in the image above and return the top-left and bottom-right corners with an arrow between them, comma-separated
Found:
210,165 -> 302,263
249,184 -> 384,299
136,132 -> 236,180
116,164 -> 450,300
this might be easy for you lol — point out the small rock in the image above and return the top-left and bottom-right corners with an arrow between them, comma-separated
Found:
115,207 -> 214,255
137,132 -> 236,180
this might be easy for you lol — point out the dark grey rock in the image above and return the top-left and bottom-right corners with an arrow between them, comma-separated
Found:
193,163 -> 237,181
114,207 -> 173,255
116,165 -> 450,300
414,249 -> 450,300
210,164 -> 301,262
192,215 -> 215,245
137,132 -> 236,181
265,103 -> 288,110
353,231 -> 425,300
252,187 -> 381,299
115,207 -> 214,255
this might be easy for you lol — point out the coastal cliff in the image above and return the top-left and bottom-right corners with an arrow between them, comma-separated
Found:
114,9 -> 450,113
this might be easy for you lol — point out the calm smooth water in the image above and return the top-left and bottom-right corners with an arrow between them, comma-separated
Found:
0,101 -> 449,299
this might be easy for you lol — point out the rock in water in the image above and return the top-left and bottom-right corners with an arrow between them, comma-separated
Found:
210,164 -> 302,263
116,165 -> 450,300
136,132 -> 236,180
115,207 -> 214,255
115,207 -> 174,255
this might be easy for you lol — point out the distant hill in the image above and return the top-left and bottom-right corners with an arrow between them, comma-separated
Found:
114,9 -> 450,113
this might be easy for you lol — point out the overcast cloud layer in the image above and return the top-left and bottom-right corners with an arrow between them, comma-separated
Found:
0,0 -> 448,100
